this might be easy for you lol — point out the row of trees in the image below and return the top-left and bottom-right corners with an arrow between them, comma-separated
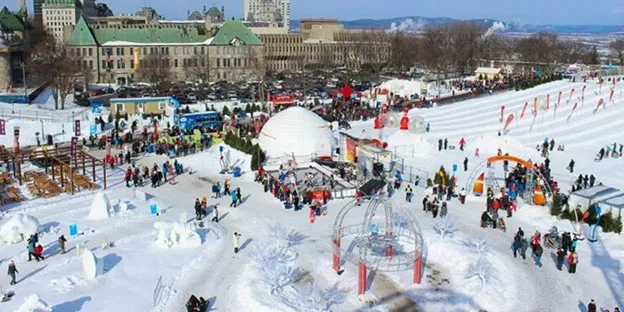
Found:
387,23 -> 615,77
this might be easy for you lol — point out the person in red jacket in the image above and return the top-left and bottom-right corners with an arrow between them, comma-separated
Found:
124,168 -> 133,187
34,243 -> 45,262
459,137 -> 466,151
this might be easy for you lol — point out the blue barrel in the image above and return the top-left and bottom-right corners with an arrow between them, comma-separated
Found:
146,144 -> 154,153
232,167 -> 241,177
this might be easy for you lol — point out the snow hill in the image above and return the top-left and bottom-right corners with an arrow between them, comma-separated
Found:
0,79 -> 622,312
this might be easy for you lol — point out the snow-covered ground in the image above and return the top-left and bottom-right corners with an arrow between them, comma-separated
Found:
1,78 -> 623,311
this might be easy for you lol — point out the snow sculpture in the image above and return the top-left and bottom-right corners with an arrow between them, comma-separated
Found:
82,249 -> 104,280
153,215 -> 201,249
15,294 -> 52,312
433,217 -> 456,239
87,192 -> 112,220
0,213 -> 41,244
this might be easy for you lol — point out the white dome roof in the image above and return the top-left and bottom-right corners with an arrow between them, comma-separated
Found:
259,106 -> 334,157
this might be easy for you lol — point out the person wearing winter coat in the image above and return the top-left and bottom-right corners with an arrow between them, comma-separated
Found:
233,232 -> 242,253
124,168 -> 133,187
7,260 -> 18,285
589,174 -> 596,187
512,235 -> 522,258
463,157 -> 469,172
27,237 -> 35,261
58,235 -> 67,254
236,188 -> 242,205
422,195 -> 429,211
443,138 -> 448,150
162,163 -> 168,182
210,205 -> 219,222
492,209 -> 499,229
533,244 -> 543,267
438,139 -> 443,151
519,237 -> 529,260
480,211 -> 491,228
570,237 -> 578,252
194,198 -> 202,220
34,243 -> 44,261
561,232 -> 571,253
440,201 -> 448,217
459,188 -> 466,204
568,251 -> 579,274
568,159 -> 575,173
459,137 -> 466,151
556,248 -> 566,270
588,299 -> 597,312
230,191 -> 238,207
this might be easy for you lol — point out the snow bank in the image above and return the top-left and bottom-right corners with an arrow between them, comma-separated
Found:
15,294 -> 52,312
82,249 -> 104,280
153,215 -> 201,249
87,192 -> 112,220
386,131 -> 434,157
0,213 -> 41,244
471,134 -> 540,159
378,79 -> 423,97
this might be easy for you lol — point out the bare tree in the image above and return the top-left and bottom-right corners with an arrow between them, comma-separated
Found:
186,53 -> 210,83
80,57 -> 94,90
359,30 -> 390,75
420,26 -> 452,81
516,32 -> 561,67
389,31 -> 412,74
247,46 -> 267,101
316,45 -> 336,72
137,53 -> 172,93
28,33 -> 82,110
609,39 -> 624,65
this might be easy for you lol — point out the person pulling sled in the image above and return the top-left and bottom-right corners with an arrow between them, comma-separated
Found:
186,294 -> 208,312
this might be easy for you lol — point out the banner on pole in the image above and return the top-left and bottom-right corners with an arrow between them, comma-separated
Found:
0,119 -> 5,135
520,102 -> 528,118
71,137 -> 78,158
546,94 -> 550,111
532,97 -> 538,116
594,98 -> 605,114
13,126 -> 20,153
609,89 -> 615,103
503,114 -> 514,132
557,91 -> 562,107
75,120 -> 81,136
567,88 -> 575,104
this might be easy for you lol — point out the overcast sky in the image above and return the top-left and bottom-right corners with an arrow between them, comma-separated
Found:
9,0 -> 624,25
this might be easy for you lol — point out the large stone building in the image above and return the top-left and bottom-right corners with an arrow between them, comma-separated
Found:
42,0 -> 83,41
244,0 -> 290,30
66,17 -> 264,84
0,6 -> 29,91
259,19 -> 390,73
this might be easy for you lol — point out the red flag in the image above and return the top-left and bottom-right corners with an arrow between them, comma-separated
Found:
568,88 -> 575,103
557,91 -> 562,107
609,89 -> 615,102
503,114 -> 514,132
520,102 -> 528,118
500,105 -> 505,122
594,98 -> 605,113
572,102 -> 578,112
533,97 -> 538,116
546,94 -> 550,111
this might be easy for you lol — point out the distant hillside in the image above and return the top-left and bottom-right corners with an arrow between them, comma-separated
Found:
290,16 -> 624,35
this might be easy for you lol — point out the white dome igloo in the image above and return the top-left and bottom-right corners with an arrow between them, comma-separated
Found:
258,106 -> 334,157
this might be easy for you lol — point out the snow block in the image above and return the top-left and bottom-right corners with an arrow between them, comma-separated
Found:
69,223 -> 78,237
82,249 -> 104,280
87,192 -> 112,220
0,213 -> 41,244
15,294 -> 52,312
153,216 -> 201,249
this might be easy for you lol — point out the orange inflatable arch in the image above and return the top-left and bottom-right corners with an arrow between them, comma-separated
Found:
486,155 -> 533,169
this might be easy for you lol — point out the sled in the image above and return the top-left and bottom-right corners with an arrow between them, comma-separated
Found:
169,178 -> 179,185
448,145 -> 456,150
1,292 -> 15,302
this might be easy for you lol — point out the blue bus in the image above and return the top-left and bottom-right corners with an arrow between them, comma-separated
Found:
174,111 -> 222,131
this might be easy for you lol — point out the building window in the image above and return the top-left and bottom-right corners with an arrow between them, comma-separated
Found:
174,59 -> 178,68
76,48 -> 81,56
115,103 -> 124,112
201,46 -> 205,55
88,48 -> 93,56
101,60 -> 106,69
216,59 -> 220,68
159,102 -> 165,110
89,60 -> 93,69
130,59 -> 134,69
165,47 -> 170,55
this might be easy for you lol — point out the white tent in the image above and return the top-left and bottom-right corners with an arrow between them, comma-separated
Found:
258,106 -> 334,158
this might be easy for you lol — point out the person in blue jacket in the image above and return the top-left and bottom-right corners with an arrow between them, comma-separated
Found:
162,162 -> 168,182
230,189 -> 238,207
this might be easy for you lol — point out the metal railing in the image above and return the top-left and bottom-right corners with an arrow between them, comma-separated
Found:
0,106 -> 90,122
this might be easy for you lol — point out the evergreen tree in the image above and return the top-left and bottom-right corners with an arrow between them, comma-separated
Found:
222,106 -> 231,116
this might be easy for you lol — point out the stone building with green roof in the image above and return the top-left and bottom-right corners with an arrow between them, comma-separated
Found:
0,6 -> 29,91
66,16 -> 264,84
